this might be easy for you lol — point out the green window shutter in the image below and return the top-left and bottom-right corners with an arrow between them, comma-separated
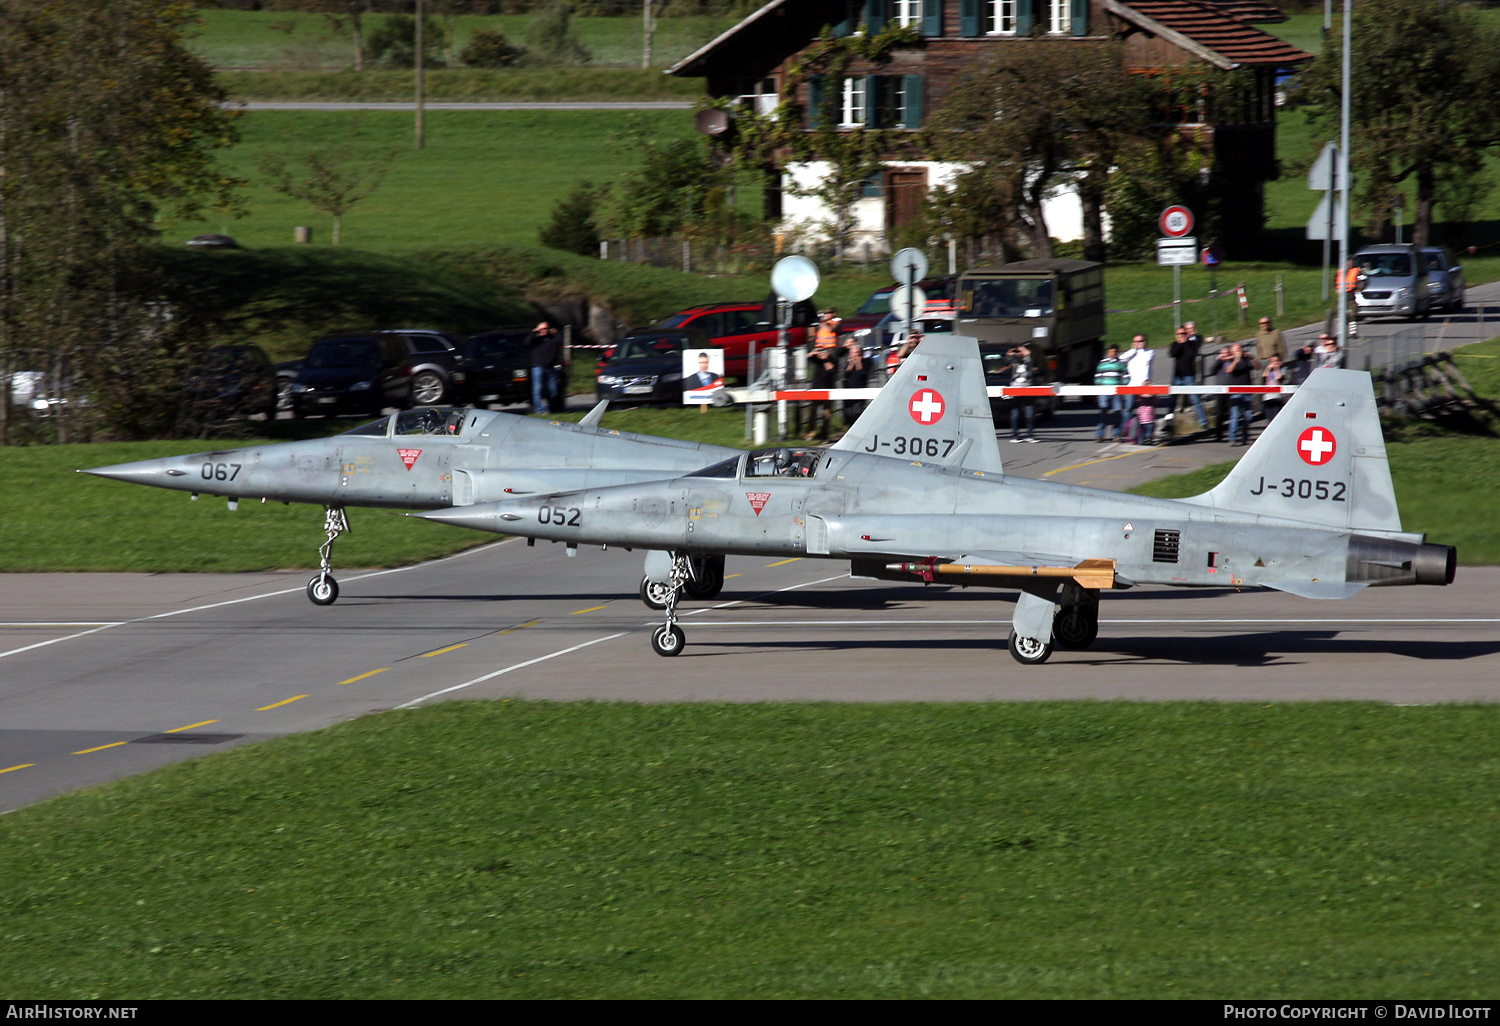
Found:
1072,0 -> 1088,35
832,1 -> 852,37
960,0 -> 979,37
867,74 -> 886,127
903,73 -> 924,128
1017,0 -> 1033,36
808,75 -> 826,128
866,0 -> 886,32
923,0 -> 943,36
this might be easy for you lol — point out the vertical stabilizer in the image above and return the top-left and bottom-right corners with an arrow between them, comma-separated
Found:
1187,368 -> 1402,532
833,334 -> 1004,475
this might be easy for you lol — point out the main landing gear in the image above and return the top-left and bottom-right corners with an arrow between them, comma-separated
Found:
1006,584 -> 1100,665
650,553 -> 692,657
640,554 -> 724,610
307,505 -> 349,606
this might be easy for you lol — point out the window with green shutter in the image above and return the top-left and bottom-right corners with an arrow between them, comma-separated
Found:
960,0 -> 980,37
922,0 -> 942,35
1071,0 -> 1088,35
808,75 -> 826,128
903,74 -> 924,128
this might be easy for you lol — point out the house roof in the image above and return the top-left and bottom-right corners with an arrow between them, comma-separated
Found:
1194,0 -> 1289,24
668,0 -> 804,78
1109,0 -> 1312,69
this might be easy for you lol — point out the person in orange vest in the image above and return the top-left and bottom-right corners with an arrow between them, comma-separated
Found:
807,308 -> 841,439
1330,258 -> 1365,338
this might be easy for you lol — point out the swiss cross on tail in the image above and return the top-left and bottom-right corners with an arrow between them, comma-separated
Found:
398,448 -> 422,470
1296,427 -> 1336,466
909,389 -> 945,425
745,492 -> 771,516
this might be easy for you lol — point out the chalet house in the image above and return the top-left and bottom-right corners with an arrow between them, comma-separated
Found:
667,0 -> 1312,254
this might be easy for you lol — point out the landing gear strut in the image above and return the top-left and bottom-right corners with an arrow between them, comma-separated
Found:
641,554 -> 724,609
307,505 -> 349,606
650,553 -> 690,657
1052,589 -> 1100,650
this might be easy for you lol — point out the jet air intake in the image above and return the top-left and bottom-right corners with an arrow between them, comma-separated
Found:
1346,536 -> 1457,587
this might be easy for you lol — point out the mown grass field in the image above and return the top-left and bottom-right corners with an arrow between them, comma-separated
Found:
190,9 -> 735,70
216,67 -> 703,101
2,700 -> 1497,998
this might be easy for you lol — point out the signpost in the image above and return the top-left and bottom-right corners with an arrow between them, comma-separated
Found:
889,247 -> 929,341
1307,141 -> 1348,300
768,255 -> 820,440
1157,211 -> 1196,328
1202,246 -> 1225,337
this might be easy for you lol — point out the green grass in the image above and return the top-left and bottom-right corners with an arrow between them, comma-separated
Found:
0,438 -> 491,573
190,10 -> 735,71
2,700 -> 1498,998
216,67 -> 702,102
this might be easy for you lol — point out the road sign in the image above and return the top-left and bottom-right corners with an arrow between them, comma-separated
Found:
1305,192 -> 1347,241
770,255 -> 819,303
1156,236 -> 1197,267
890,247 -> 929,286
1308,141 -> 1344,192
889,284 -> 928,324
1201,246 -> 1224,267
1159,205 -> 1194,238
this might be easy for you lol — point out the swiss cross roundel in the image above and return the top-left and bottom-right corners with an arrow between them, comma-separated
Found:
909,389 -> 946,425
1297,426 -> 1337,466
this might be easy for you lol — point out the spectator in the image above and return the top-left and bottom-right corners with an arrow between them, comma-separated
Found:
1317,336 -> 1344,369
1168,324 -> 1208,433
841,334 -> 868,421
1254,316 -> 1286,367
1122,334 -> 1154,442
1003,344 -> 1038,443
1218,342 -> 1257,446
1093,343 -> 1127,442
527,321 -> 562,415
1263,354 -> 1286,421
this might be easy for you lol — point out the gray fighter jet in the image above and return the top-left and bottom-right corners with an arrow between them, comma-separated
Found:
82,404 -> 740,606
418,334 -> 1456,663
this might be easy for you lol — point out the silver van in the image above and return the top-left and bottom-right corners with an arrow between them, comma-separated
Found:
1353,243 -> 1430,321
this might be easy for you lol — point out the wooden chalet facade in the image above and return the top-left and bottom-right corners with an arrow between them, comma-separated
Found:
668,0 -> 1311,254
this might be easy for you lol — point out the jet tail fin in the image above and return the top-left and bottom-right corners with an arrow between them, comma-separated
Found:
833,334 -> 1003,475
1185,368 -> 1402,533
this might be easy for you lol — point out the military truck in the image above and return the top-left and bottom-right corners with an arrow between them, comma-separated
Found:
955,258 -> 1106,389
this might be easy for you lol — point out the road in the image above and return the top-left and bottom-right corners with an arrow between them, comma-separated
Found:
3,284 -> 1498,814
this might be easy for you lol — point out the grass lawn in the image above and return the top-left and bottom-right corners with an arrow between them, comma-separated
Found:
2,700 -> 1497,998
190,10 -> 735,70
216,67 -> 703,102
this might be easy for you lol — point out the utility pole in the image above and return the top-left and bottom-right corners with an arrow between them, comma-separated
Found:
642,0 -> 657,69
1335,0 -> 1351,350
415,0 -> 426,150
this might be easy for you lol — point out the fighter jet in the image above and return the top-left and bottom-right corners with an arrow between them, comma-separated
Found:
82,404 -> 741,606
418,334 -> 1456,663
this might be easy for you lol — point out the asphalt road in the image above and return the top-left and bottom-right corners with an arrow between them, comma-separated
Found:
3,284 -> 1498,814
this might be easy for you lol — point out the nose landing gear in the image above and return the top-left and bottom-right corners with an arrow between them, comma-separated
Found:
307,506 -> 349,606
649,553 -> 692,657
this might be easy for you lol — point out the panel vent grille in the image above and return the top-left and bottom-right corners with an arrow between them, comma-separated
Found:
1153,529 -> 1181,564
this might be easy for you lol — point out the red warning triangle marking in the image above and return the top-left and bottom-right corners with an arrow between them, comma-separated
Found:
745,492 -> 770,515
398,448 -> 422,470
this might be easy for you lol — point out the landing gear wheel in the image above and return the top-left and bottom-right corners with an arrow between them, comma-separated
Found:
651,624 -> 685,657
640,576 -> 672,610
683,555 -> 725,600
307,574 -> 339,606
1053,606 -> 1099,650
1008,629 -> 1053,665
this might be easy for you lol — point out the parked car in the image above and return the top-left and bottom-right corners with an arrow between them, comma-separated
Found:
184,344 -> 277,421
289,334 -> 413,418
377,329 -> 466,405
1421,246 -> 1465,314
650,302 -> 810,381
1352,244 -> 1431,321
452,326 -> 534,406
595,331 -> 693,404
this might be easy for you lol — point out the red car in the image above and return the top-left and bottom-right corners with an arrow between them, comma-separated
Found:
649,302 -> 811,380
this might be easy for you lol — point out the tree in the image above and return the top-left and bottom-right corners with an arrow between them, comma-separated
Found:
258,126 -> 398,246
284,1 -> 376,72
525,1 -> 592,65
540,181 -> 604,255
0,0 -> 241,444
929,42 -> 1155,260
1296,0 -> 1500,247
366,12 -> 448,68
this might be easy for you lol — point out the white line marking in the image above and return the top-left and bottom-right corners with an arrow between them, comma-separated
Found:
0,539 -> 519,661
677,617 -> 1500,627
396,633 -> 629,708
0,622 -> 123,626
682,572 -> 851,616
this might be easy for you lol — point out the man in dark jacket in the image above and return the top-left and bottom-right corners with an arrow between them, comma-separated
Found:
1217,342 -> 1257,446
528,321 -> 562,415
1168,323 -> 1208,433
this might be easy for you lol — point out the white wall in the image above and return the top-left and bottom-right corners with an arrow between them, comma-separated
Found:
781,161 -> 1095,253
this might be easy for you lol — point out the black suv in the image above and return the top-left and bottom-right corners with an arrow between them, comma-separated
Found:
451,327 -> 533,406
289,335 -> 413,418
378,329 -> 466,405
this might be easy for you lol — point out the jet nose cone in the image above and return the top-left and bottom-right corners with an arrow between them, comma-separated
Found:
79,458 -> 184,484
414,505 -> 519,533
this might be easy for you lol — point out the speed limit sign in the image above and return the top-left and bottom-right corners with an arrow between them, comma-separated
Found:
1160,205 -> 1194,238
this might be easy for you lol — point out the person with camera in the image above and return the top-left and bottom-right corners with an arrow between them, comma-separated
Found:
1003,343 -> 1038,443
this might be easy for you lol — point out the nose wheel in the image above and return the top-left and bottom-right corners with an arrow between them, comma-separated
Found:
650,553 -> 692,657
307,506 -> 349,606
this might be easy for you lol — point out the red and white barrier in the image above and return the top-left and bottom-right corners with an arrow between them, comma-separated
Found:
744,383 -> 1298,402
